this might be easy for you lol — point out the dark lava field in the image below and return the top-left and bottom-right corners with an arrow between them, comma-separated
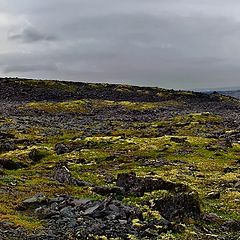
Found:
0,78 -> 239,240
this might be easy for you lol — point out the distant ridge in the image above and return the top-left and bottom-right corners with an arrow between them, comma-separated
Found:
192,86 -> 240,91
0,77 -> 225,103
218,89 -> 240,99
190,86 -> 240,99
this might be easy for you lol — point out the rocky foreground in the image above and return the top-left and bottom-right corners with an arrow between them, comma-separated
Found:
0,78 -> 240,239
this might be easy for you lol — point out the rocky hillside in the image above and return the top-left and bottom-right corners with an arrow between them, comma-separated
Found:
0,78 -> 239,240
220,90 -> 240,99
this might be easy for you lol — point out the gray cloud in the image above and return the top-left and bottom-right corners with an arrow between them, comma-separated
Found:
1,0 -> 240,89
4,64 -> 58,73
8,27 -> 56,43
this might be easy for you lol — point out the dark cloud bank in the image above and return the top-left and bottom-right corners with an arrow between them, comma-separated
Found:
1,0 -> 240,89
8,27 -> 56,43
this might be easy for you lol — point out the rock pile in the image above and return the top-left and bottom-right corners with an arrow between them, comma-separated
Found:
16,195 -> 145,239
54,164 -> 94,187
116,172 -> 189,196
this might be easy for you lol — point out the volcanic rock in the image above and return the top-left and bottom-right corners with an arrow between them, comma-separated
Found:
154,192 -> 201,222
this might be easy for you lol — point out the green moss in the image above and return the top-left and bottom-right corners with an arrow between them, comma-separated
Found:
1,91 -> 239,238
23,100 -> 86,113
0,116 -> 15,127
17,79 -> 77,92
22,99 -> 184,114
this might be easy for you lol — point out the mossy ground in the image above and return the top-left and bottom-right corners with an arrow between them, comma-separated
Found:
0,97 -> 239,239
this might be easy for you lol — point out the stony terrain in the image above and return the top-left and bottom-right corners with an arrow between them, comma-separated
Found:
219,90 -> 240,99
0,78 -> 239,240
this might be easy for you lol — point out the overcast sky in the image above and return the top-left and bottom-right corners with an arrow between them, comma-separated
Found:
1,0 -> 240,89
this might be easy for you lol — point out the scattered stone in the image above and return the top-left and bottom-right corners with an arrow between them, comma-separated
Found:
105,175 -> 116,183
0,158 -> 25,170
29,149 -> 46,162
54,163 -> 94,187
83,197 -> 143,222
16,194 -> 147,239
75,158 -> 86,164
205,144 -> 218,151
223,167 -> 237,173
203,213 -> 221,223
92,185 -> 124,197
225,138 -> 233,148
17,193 -> 48,211
54,143 -> 69,155
60,206 -> 75,218
116,172 -> 189,197
196,174 -> 205,178
105,155 -> 116,161
139,158 -> 172,167
188,165 -> 199,172
142,219 -> 179,235
1,79 -> 240,240
172,159 -> 187,165
219,180 -> 233,188
71,199 -> 91,207
221,220 -> 240,231
0,221 -> 15,229
234,181 -> 240,189
154,192 -> 201,222
35,206 -> 58,219
0,142 -> 16,153
170,137 -> 187,143
206,191 -> 220,199
0,132 -> 14,140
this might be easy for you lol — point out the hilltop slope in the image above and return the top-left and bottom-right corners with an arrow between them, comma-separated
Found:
0,78 -> 239,240
220,90 -> 240,99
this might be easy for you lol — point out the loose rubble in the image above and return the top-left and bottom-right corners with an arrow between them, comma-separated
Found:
0,78 -> 239,240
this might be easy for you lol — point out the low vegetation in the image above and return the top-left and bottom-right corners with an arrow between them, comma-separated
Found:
0,78 -> 239,239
